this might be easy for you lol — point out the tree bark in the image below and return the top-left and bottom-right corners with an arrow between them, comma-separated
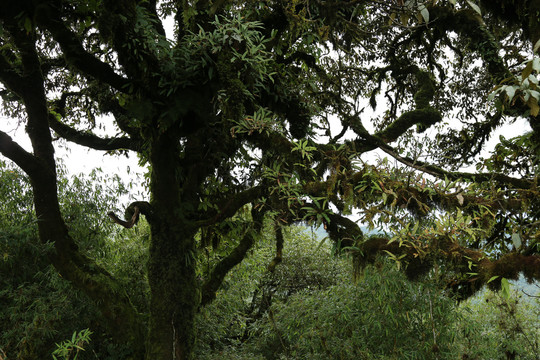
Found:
144,132 -> 200,360
146,227 -> 198,360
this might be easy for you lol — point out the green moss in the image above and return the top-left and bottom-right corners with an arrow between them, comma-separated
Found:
413,70 -> 436,109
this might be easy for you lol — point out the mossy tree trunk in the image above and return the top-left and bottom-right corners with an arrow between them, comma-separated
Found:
145,226 -> 198,360
143,132 -> 202,360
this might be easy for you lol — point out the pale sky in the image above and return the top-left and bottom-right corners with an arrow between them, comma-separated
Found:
1,114 -> 531,182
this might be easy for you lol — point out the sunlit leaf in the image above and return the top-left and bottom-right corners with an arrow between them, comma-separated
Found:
530,90 -> 540,101
522,61 -> 534,81
466,0 -> 482,16
420,7 -> 429,23
532,57 -> 540,71
504,85 -> 517,102
511,233 -> 522,249
534,39 -> 540,53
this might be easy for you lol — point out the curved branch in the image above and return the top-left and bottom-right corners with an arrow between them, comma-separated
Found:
326,212 -> 364,248
432,6 -> 511,83
108,201 -> 153,228
48,113 -> 139,151
343,107 -> 531,189
0,130 -> 44,178
375,68 -> 442,143
379,143 -> 532,189
108,207 -> 140,228
200,208 -> 265,306
197,185 -> 265,226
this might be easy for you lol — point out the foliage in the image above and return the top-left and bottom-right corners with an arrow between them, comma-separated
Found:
0,162 -> 141,359
1,160 -> 538,360
457,287 -> 540,360
195,224 -> 348,356
251,261 -> 459,360
51,329 -> 92,360
251,226 -> 350,306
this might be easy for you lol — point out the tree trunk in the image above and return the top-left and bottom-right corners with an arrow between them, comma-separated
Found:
146,226 -> 198,360
145,132 -> 201,360
31,172 -> 147,357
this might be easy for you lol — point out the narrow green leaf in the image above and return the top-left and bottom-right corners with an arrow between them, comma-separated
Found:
534,39 -> 540,53
501,277 -> 511,299
522,60 -> 534,81
466,0 -> 482,16
511,233 -> 522,249
24,17 -> 33,33
420,7 -> 429,23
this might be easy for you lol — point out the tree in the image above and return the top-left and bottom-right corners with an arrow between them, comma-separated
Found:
0,162 -> 142,359
1,0 -> 539,359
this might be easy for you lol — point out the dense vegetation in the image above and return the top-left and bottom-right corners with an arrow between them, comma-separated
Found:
1,0 -> 540,359
1,163 -> 538,359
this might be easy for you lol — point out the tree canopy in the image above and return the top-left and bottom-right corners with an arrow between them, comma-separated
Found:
1,0 -> 539,359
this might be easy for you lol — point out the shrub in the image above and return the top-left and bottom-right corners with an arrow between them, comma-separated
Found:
253,261 -> 460,360
194,224 -> 348,357
457,287 -> 540,360
0,163 -> 141,359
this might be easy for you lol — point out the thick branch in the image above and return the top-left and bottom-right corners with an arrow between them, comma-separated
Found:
35,6 -> 130,92
376,68 -> 442,143
326,212 -> 364,248
0,53 -> 24,97
108,201 -> 153,228
376,108 -> 441,143
197,185 -> 265,226
267,224 -> 284,272
200,208 -> 265,306
379,143 -> 532,189
355,236 -> 540,300
432,6 -> 511,83
7,23 -> 57,170
99,0 -> 162,84
303,164 -> 531,219
200,226 -> 257,306
0,130 -> 44,178
344,108 -> 531,189
48,113 -> 139,151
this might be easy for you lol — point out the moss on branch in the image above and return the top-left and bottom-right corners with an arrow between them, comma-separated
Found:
108,201 -> 153,229
376,68 -> 442,143
353,236 -> 540,300
267,224 -> 284,272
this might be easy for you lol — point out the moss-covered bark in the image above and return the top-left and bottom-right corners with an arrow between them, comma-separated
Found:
143,132 -> 201,360
375,68 -> 442,143
353,236 -> 540,300
145,227 -> 198,360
